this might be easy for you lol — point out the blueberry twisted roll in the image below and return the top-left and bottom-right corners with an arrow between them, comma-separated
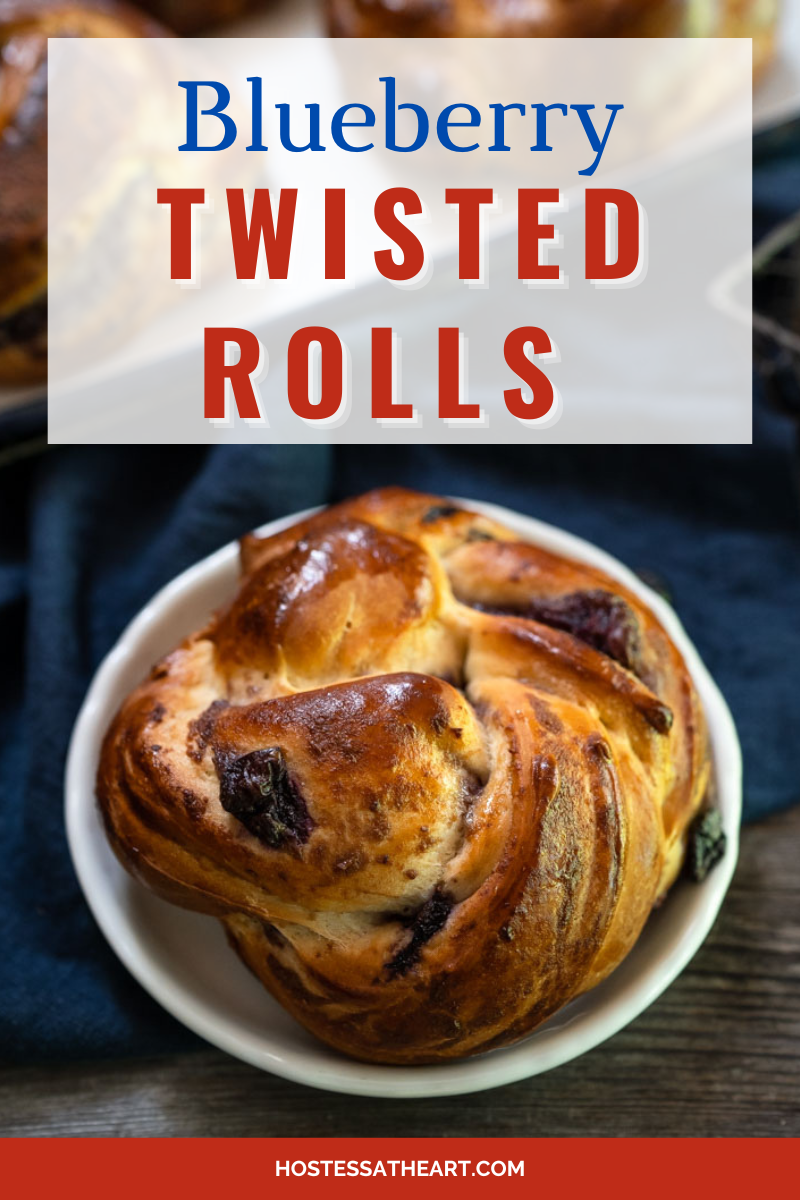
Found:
97,488 -> 710,1063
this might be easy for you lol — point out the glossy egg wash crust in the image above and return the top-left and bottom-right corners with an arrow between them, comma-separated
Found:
97,488 -> 710,1064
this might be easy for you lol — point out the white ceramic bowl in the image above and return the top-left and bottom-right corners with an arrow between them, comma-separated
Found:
65,498 -> 741,1098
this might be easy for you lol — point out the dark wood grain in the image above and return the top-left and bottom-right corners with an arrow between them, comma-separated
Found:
2,806 -> 799,1138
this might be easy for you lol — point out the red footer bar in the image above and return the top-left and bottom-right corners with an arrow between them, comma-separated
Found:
2,1137 -> 797,1198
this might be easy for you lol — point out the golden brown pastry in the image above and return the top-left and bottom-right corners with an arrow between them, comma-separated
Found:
0,0 -> 165,386
97,488 -> 711,1064
326,0 -> 687,37
328,0 -> 780,80
134,2 -> 276,36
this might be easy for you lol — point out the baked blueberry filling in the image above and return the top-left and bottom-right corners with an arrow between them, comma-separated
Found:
218,747 -> 313,849
474,588 -> 642,675
685,810 -> 726,881
422,504 -> 462,524
386,886 -> 454,976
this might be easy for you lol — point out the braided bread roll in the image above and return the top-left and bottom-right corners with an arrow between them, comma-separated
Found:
326,0 -> 778,82
97,488 -> 709,1064
0,0 -> 166,385
326,0 -> 687,38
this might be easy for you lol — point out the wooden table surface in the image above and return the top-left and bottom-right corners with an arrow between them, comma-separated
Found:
3,805 -> 799,1138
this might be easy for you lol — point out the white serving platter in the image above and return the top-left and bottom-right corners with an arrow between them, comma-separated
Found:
65,497 -> 741,1097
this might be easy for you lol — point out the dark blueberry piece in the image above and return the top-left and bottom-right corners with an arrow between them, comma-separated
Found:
474,588 -> 643,675
186,698 -> 229,762
527,589 -> 642,672
422,504 -> 462,524
685,810 -> 727,882
386,887 -> 454,976
218,748 -> 313,849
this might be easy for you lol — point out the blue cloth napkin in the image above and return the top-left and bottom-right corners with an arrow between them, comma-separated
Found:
1,123 -> 799,1065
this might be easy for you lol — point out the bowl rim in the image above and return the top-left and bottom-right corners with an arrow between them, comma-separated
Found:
64,496 -> 742,1098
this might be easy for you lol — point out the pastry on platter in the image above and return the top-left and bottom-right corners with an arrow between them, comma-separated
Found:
97,488 -> 717,1064
0,0 -> 165,386
327,0 -> 780,78
326,0 -> 688,37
